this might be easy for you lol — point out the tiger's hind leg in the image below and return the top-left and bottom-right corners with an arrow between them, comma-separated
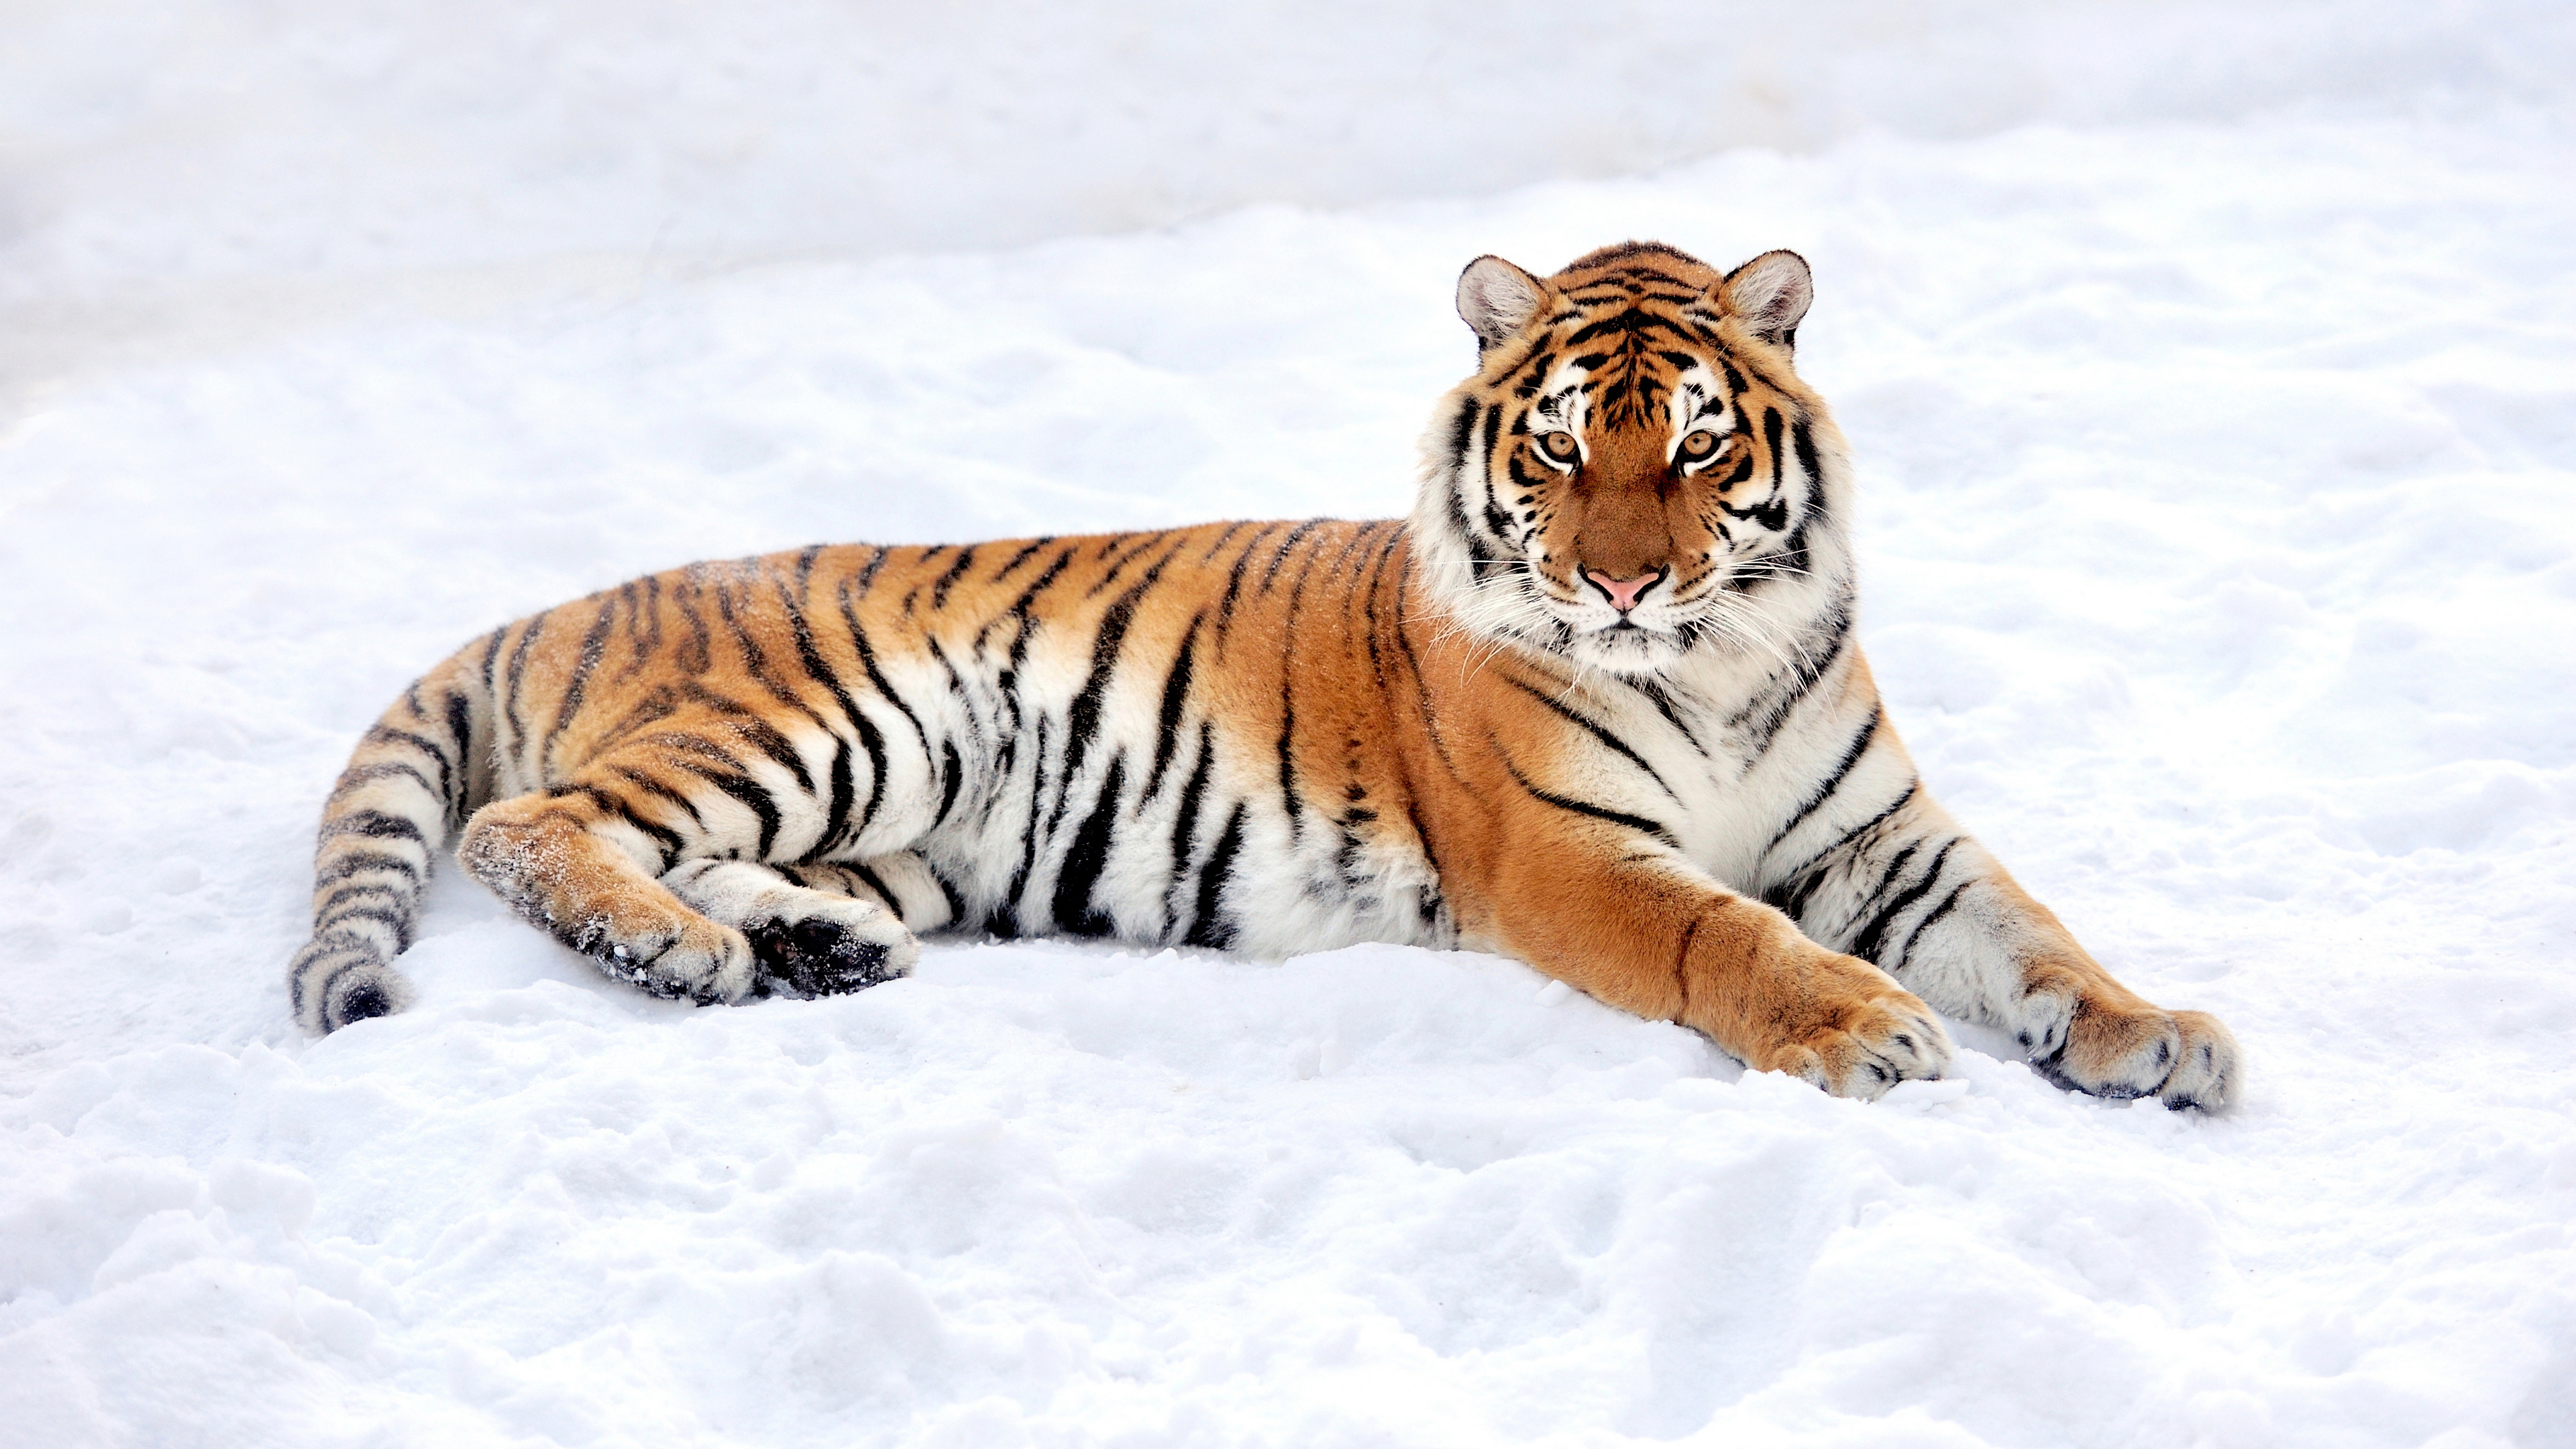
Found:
457,793 -> 759,1005
660,857 -> 950,998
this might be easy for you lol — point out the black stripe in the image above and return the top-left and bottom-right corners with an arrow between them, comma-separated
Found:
1002,714 -> 1051,934
1210,521 -> 1283,644
1053,756 -> 1126,936
315,849 -> 419,888
813,740 -> 856,860
541,597 -> 616,774
1059,545 -> 1178,791
1563,306 -> 1681,347
1142,615 -> 1201,801
335,761 -> 439,798
989,537 -> 1055,586
1256,519 -> 1327,595
1167,720 -> 1214,934
929,546 -> 978,609
1768,706 -> 1882,851
1442,466 -> 1487,569
674,683 -> 818,796
1051,538 -> 1189,849
294,929 -> 382,969
1359,525 -> 1397,690
1008,545 -> 1082,619
315,904 -> 414,950
673,573 -> 714,674
717,576 -> 821,725
834,582 -> 934,761
315,881 -> 405,916
1446,398 -> 1481,476
993,545 -> 1084,672
1273,535 -> 1333,837
1195,521 -> 1250,563
767,578 -> 873,851
679,764 -> 785,859
1849,840 -> 1959,967
442,690 -> 476,816
1498,752 -> 1678,847
1762,780 -> 1922,923
1501,676 -> 1679,803
608,764 -> 709,828
931,866 -> 967,929
321,810 -> 427,845
839,857 -> 894,906
546,781 -> 690,866
1790,419 -> 1823,517
619,576 -> 664,678
1181,802 -> 1246,949
478,626 -> 507,692
1091,530 -> 1173,595
1893,879 -> 1974,973
1731,604 -> 1854,759
853,548 -> 893,598
1612,676 -> 1709,758
901,546 -> 947,615
932,740 -> 964,829
1847,842 -> 1919,945
361,726 -> 452,795
500,616 -> 543,771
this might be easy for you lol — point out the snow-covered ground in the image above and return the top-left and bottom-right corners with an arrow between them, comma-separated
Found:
4,4 -> 2575,1446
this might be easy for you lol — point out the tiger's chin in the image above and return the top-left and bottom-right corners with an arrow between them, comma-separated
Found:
1564,621 -> 1692,676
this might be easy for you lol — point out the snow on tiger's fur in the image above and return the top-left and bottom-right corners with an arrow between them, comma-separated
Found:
288,241 -> 2239,1109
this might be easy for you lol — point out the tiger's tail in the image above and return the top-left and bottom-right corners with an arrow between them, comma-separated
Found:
287,643 -> 496,1033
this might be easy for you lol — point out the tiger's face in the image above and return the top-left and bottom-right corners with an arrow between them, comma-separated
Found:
1415,241 -> 1845,678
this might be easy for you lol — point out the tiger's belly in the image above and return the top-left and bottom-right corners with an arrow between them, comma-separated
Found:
898,698 -> 1458,959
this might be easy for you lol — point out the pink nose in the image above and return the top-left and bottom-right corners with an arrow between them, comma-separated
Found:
1585,568 -> 1661,612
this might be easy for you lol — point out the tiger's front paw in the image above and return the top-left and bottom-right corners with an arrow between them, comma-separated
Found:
1750,953 -> 1955,1102
2014,981 -> 2243,1112
745,896 -> 918,998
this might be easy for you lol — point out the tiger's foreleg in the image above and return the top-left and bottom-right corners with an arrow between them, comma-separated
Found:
659,858 -> 948,997
1478,824 -> 1955,1100
1771,795 -> 2242,1110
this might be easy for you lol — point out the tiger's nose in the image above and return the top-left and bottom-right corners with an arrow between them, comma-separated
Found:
1583,567 -> 1666,612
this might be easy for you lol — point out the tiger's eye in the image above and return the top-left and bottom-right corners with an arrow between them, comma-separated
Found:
1540,432 -> 1579,462
1679,430 -> 1721,460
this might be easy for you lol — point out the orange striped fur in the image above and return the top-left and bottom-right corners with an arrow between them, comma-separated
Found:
290,242 -> 2239,1109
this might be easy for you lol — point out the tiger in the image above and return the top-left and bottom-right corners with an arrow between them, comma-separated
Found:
287,240 -> 2241,1109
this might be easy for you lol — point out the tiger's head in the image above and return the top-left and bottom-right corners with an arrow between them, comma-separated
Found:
1411,241 -> 1854,678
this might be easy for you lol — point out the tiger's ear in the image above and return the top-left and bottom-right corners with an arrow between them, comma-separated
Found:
1721,250 -> 1813,350
1456,256 -> 1550,352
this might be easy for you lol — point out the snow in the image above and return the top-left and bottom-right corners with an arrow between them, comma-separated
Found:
4,3 -> 2575,1445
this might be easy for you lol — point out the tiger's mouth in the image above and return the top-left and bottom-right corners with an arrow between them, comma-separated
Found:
1558,605 -> 1690,673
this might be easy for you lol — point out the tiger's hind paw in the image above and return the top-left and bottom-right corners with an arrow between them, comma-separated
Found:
745,896 -> 918,998
596,911 -> 760,1006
